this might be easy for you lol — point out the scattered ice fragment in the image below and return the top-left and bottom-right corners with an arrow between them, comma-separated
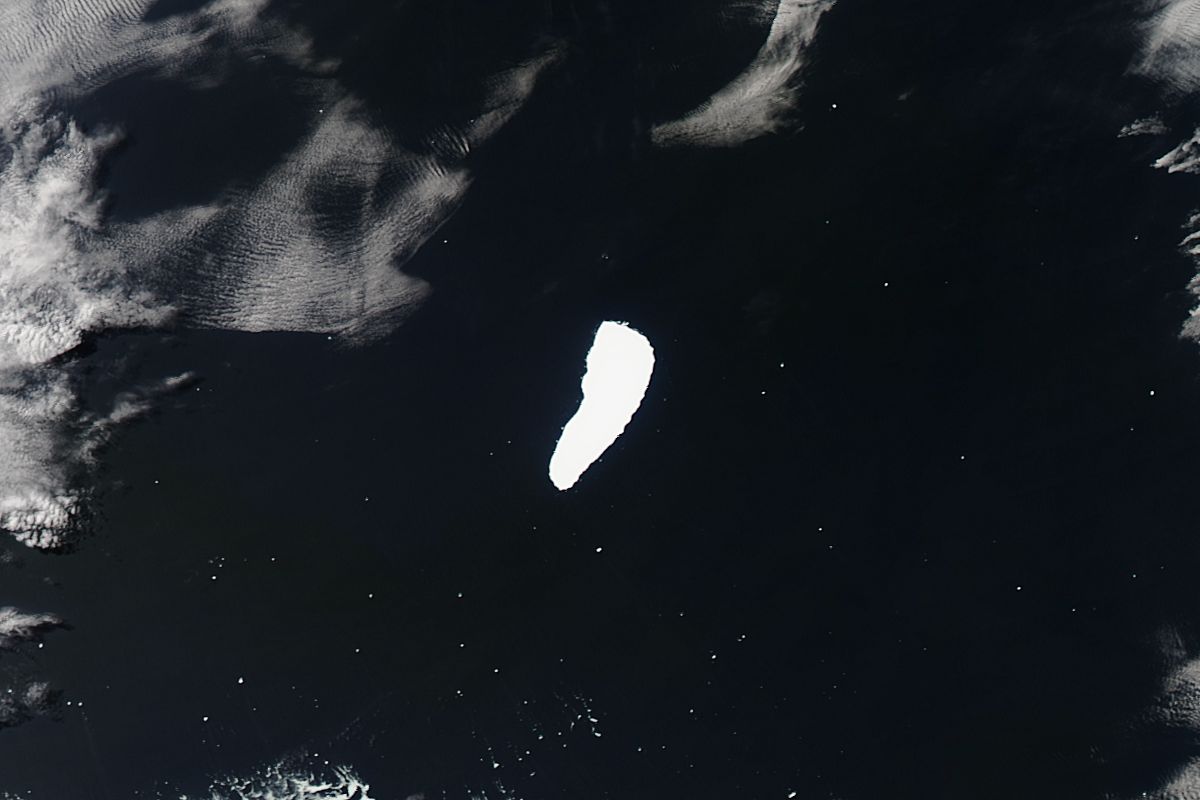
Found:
549,321 -> 655,490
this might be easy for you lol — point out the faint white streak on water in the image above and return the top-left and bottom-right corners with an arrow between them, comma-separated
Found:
549,321 -> 654,491
652,0 -> 835,147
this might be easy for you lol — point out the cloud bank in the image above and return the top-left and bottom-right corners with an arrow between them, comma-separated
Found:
0,0 -> 559,548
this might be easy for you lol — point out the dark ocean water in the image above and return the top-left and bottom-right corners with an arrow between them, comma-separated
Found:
8,1 -> 1200,798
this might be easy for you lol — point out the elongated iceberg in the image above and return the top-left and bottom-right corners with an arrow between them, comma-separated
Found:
549,321 -> 655,491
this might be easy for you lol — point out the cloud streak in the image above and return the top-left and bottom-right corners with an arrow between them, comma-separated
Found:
652,0 -> 835,147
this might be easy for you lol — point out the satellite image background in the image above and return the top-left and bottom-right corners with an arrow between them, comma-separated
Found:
6,1 -> 1200,798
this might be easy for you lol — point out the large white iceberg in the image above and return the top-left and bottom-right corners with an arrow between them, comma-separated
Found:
549,321 -> 655,490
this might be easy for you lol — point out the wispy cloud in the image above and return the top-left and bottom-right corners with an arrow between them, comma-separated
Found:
652,0 -> 835,147
1133,0 -> 1200,95
0,607 -> 61,727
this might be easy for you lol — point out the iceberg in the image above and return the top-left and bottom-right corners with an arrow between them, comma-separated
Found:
549,321 -> 655,491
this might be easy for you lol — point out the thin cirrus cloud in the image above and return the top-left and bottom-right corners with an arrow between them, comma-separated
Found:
1132,0 -> 1200,95
118,45 -> 563,345
651,0 -> 835,148
549,321 -> 655,491
1110,630 -> 1200,800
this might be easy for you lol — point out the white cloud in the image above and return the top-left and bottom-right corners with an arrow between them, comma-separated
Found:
0,0 -> 560,547
1115,636 -> 1200,799
549,321 -> 655,491
1119,115 -> 1169,137
0,680 -> 53,727
1133,0 -> 1200,94
0,112 -> 171,369
652,0 -> 835,147
0,607 -> 60,648
114,43 -> 560,343
1147,130 -> 1200,342
0,0 -> 329,113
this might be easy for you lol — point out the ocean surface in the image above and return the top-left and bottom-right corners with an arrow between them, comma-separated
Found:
8,0 -> 1200,798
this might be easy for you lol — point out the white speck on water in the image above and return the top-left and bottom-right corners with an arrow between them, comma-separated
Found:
237,677 -> 244,685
